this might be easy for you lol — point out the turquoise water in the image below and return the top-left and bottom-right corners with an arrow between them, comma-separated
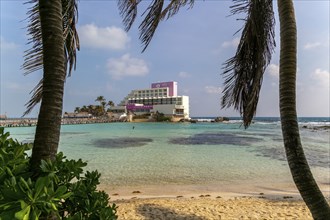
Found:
4,118 -> 330,191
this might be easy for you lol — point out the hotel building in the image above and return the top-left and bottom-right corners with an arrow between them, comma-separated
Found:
111,81 -> 189,121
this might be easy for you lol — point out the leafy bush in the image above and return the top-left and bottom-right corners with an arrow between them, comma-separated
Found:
153,111 -> 171,122
0,127 -> 117,220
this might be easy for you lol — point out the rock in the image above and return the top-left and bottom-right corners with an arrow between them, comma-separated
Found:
214,117 -> 230,122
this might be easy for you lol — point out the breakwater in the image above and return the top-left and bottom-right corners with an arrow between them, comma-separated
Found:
0,119 -> 37,127
0,118 -> 122,128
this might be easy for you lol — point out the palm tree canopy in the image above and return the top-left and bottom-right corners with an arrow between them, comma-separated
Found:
107,101 -> 115,107
95,96 -> 106,103
221,0 -> 275,128
23,0 -> 80,116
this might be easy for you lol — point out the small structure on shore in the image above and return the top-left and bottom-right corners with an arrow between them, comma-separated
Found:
0,114 -> 7,120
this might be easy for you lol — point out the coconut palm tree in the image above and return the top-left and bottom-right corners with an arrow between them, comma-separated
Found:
107,100 -> 115,107
81,105 -> 88,112
74,107 -> 80,113
117,0 -> 330,218
277,1 -> 330,218
95,96 -> 106,105
95,96 -> 106,114
107,100 -> 115,112
101,101 -> 107,114
23,0 -> 79,170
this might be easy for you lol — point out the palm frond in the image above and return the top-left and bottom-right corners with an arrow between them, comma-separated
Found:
139,0 -> 196,52
221,0 -> 275,128
118,0 -> 195,52
23,0 -> 42,76
23,0 -> 79,116
162,0 -> 195,19
160,0 -> 195,20
23,79 -> 43,116
62,0 -> 80,76
117,0 -> 142,31
138,0 -> 165,52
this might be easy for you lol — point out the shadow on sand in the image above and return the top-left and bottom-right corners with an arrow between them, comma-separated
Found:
137,203 -> 207,220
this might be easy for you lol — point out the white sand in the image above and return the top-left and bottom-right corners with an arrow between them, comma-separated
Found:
100,182 -> 329,219
114,197 -> 313,220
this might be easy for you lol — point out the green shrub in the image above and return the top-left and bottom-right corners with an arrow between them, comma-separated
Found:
153,111 -> 171,122
0,127 -> 117,220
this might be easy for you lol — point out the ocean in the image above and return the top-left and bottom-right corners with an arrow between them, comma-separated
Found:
3,117 -> 330,196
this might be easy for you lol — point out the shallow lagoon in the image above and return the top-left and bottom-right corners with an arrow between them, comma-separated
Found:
5,118 -> 330,196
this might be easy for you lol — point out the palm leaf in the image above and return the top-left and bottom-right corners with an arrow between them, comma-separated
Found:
160,0 -> 194,20
138,0 -> 165,52
221,0 -> 275,128
117,0 -> 195,52
62,0 -> 80,76
23,0 -> 79,116
117,0 -> 142,31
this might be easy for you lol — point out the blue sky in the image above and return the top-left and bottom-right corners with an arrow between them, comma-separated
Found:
1,1 -> 329,118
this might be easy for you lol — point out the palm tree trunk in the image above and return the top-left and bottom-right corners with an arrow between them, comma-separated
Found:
30,0 -> 65,170
277,0 -> 330,219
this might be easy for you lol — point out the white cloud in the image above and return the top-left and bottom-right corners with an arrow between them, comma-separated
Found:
312,68 -> 329,87
303,42 -> 321,50
0,36 -> 18,50
205,85 -> 222,94
106,54 -> 149,80
221,38 -> 240,48
78,24 -> 130,50
178,71 -> 191,78
266,64 -> 279,78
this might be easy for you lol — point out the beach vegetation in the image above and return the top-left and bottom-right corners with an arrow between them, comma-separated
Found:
73,97 -> 116,116
153,111 -> 171,122
117,0 -> 330,218
95,96 -> 106,114
107,101 -> 115,108
0,128 -> 117,219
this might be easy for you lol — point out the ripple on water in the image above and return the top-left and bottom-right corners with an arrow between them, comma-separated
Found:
93,137 -> 153,149
168,133 -> 261,146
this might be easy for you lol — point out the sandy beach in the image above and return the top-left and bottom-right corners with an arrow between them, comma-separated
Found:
113,196 -> 313,219
102,183 -> 329,220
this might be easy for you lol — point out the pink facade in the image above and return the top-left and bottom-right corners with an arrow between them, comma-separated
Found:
126,104 -> 153,111
151,81 -> 177,96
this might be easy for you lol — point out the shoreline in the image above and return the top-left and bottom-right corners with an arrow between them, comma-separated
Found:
100,181 -> 330,202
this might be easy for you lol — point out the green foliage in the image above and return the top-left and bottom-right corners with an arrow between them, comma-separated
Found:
153,111 -> 171,122
0,128 -> 117,220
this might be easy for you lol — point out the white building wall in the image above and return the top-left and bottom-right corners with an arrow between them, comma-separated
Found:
151,96 -> 189,119
181,96 -> 190,119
